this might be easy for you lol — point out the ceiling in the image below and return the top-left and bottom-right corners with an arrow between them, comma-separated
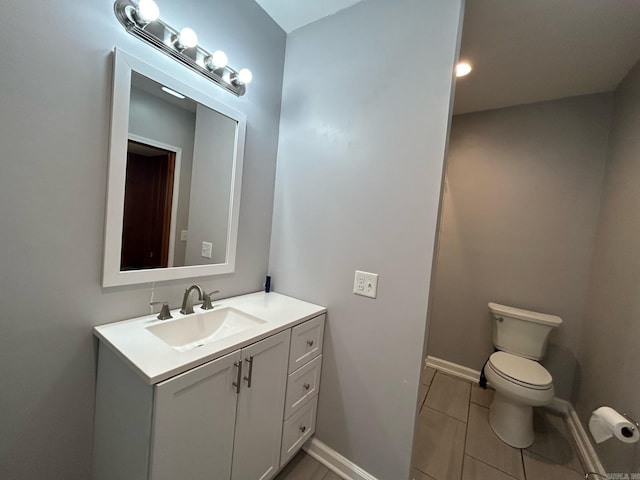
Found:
254,1 -> 640,115
254,0 -> 363,33
454,0 -> 640,114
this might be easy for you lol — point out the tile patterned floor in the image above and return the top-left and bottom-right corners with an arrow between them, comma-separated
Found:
275,368 -> 586,480
412,368 -> 585,480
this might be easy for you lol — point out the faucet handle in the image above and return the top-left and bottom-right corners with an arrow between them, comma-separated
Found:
150,301 -> 173,320
201,290 -> 220,310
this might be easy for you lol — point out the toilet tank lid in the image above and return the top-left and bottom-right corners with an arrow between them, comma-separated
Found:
488,302 -> 562,327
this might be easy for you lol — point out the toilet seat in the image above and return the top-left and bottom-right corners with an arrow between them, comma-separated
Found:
488,351 -> 552,390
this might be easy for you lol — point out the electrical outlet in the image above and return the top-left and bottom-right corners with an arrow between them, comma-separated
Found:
353,270 -> 378,299
201,241 -> 213,259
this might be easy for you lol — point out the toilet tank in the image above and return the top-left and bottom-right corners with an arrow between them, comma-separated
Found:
489,302 -> 562,360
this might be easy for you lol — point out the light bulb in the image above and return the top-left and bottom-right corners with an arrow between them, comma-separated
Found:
238,68 -> 253,85
136,0 -> 159,23
206,50 -> 228,70
177,27 -> 198,49
455,62 -> 472,77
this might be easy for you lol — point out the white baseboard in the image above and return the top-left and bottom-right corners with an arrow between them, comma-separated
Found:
426,356 -> 606,478
561,400 -> 607,478
303,438 -> 379,480
426,355 -> 481,383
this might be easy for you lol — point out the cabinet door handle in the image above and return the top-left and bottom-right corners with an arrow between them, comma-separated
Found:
243,356 -> 254,388
299,425 -> 306,433
303,383 -> 311,391
306,339 -> 314,347
232,361 -> 242,394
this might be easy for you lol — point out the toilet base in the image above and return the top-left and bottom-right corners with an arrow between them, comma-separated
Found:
488,392 -> 535,448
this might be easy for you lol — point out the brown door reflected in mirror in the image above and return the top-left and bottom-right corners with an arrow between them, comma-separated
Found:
121,140 -> 176,270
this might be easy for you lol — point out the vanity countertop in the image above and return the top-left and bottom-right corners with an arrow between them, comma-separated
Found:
94,291 -> 326,384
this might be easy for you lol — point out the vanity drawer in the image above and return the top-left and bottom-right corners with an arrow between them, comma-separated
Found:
289,314 -> 325,373
280,396 -> 318,467
285,355 -> 322,419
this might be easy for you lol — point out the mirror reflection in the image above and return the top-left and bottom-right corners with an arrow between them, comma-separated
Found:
122,72 -> 236,271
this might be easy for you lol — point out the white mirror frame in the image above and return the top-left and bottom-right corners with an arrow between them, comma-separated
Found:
103,48 -> 246,287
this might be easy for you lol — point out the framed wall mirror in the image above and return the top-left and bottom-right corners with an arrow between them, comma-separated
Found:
103,48 -> 246,287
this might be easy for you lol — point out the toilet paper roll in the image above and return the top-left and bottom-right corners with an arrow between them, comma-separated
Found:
589,407 -> 640,444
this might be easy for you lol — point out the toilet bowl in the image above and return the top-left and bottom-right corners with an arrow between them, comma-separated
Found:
485,302 -> 562,448
485,351 -> 554,447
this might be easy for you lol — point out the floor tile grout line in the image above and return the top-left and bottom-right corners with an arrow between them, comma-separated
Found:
467,452 -> 522,480
463,384 -> 523,480
413,464 -> 431,477
464,451 -> 523,480
425,371 -> 472,423
460,402 -> 471,480
461,378 -> 473,480
418,385 -> 430,413
466,402 -> 527,480
421,405 -> 468,425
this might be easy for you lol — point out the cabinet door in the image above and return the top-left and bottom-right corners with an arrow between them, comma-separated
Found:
231,330 -> 291,480
150,349 -> 242,480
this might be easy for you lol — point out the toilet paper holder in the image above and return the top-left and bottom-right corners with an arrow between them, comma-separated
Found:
616,410 -> 639,439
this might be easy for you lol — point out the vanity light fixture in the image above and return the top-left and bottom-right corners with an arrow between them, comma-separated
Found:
114,0 -> 253,96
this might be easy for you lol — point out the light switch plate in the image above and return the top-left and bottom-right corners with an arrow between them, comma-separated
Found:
181,230 -> 188,241
201,241 -> 213,259
353,270 -> 378,299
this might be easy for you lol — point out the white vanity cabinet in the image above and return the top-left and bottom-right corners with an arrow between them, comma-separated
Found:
150,330 -> 290,480
280,314 -> 325,466
150,350 -> 241,480
92,296 -> 325,480
231,330 -> 290,480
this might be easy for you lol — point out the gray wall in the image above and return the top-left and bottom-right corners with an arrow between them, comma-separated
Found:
0,1 -> 285,478
268,0 -> 464,478
185,105 -> 235,265
427,94 -> 613,400
129,85 -> 196,266
575,60 -> 640,473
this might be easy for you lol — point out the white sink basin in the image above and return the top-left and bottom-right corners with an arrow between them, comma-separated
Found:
146,307 -> 266,352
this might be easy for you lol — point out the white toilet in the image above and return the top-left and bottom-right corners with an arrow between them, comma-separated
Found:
484,302 -> 562,448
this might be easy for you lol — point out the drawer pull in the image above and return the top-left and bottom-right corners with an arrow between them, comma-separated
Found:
303,383 -> 311,391
243,356 -> 254,388
306,339 -> 314,347
299,425 -> 306,433
232,361 -> 242,394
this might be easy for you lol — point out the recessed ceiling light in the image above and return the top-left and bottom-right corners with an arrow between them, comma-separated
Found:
456,62 -> 472,77
161,86 -> 185,99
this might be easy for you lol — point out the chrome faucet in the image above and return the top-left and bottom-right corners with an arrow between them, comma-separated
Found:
180,284 -> 204,315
